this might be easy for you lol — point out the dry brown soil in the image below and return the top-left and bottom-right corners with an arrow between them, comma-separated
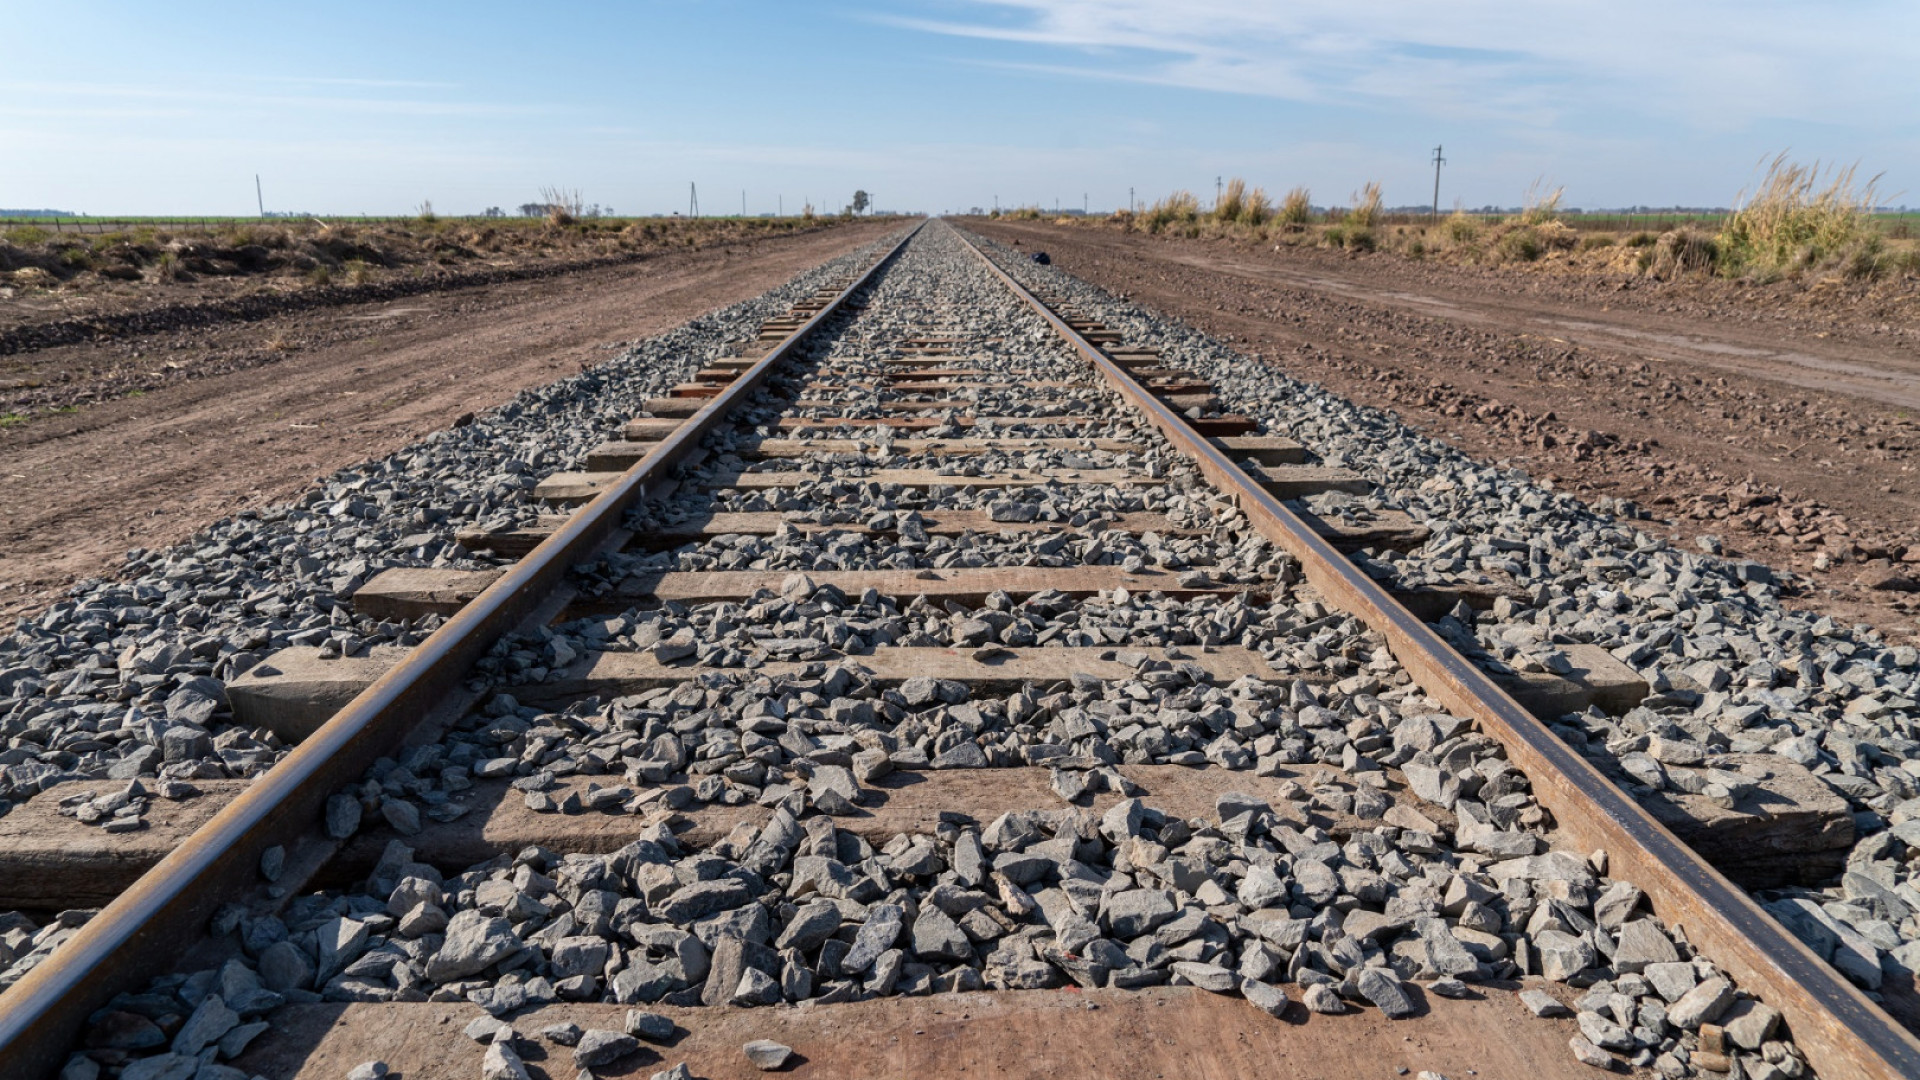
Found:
974,220 -> 1920,643
0,220 -> 898,619
243,989 -> 1616,1080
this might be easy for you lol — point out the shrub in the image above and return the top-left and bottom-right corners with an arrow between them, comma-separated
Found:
1349,182 -> 1383,229
1624,231 -> 1658,248
1718,154 -> 1883,277
1497,227 -> 1544,262
415,200 -> 436,223
1580,236 -> 1616,251
1142,191 -> 1199,234
1649,229 -> 1719,279
1444,210 -> 1479,243
1278,187 -> 1311,228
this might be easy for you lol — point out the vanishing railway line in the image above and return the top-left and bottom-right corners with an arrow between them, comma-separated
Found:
0,220 -> 1916,1078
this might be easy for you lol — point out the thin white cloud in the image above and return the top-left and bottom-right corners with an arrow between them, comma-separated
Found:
877,1 -> 1920,128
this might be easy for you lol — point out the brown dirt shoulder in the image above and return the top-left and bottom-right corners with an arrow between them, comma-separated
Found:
0,219 -> 898,619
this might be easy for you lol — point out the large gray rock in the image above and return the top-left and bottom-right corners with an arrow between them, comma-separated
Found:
1533,929 -> 1595,982
1611,919 -> 1680,973
170,994 -> 238,1057
844,904 -> 906,973
1301,983 -> 1344,1014
1356,966 -> 1416,1019
744,1039 -> 794,1070
657,878 -> 753,923
1241,978 -> 1288,1016
1105,889 -> 1176,937
911,905 -> 973,962
1577,1009 -> 1634,1052
1172,961 -> 1236,993
702,936 -> 779,1007
776,899 -> 842,953
1667,977 -> 1734,1029
427,910 -> 521,981
482,1039 -> 532,1080
575,1029 -> 639,1067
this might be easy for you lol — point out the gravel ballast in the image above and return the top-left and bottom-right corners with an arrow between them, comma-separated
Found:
32,223 -> 1853,1080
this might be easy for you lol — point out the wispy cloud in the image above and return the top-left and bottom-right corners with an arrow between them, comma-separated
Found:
877,1 -> 1920,128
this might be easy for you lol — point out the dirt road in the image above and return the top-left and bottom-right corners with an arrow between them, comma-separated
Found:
974,220 -> 1920,640
0,221 -> 897,618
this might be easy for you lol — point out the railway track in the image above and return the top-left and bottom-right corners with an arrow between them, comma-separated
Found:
1,219 -> 1916,1079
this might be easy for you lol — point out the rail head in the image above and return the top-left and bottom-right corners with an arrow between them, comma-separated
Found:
0,222 -> 921,1079
949,220 -> 1920,1080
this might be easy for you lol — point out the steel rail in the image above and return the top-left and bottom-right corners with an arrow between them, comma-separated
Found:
952,221 -> 1920,1080
0,223 -> 920,1078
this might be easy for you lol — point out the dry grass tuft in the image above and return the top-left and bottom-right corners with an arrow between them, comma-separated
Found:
1444,208 -> 1479,243
1214,178 -> 1247,223
1719,154 -> 1884,278
1348,182 -> 1383,229
1142,191 -> 1201,234
1517,182 -> 1563,226
1278,187 -> 1312,229
540,186 -> 584,227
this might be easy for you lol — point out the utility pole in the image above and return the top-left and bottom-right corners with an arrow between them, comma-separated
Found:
993,195 -> 999,213
1215,175 -> 1222,209
689,183 -> 699,218
1083,193 -> 1088,214
779,195 -> 783,216
1431,145 -> 1446,220
255,174 -> 264,217
1129,186 -> 1134,214
742,190 -> 746,217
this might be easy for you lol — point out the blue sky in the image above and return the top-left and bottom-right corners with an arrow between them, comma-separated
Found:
4,1 -> 1916,215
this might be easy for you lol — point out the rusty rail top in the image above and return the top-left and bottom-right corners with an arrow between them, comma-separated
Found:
949,221 -> 1920,1080
0,223 -> 922,1078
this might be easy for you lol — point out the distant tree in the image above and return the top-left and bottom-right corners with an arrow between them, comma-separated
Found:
483,206 -> 504,218
517,202 -> 546,217
851,190 -> 870,215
